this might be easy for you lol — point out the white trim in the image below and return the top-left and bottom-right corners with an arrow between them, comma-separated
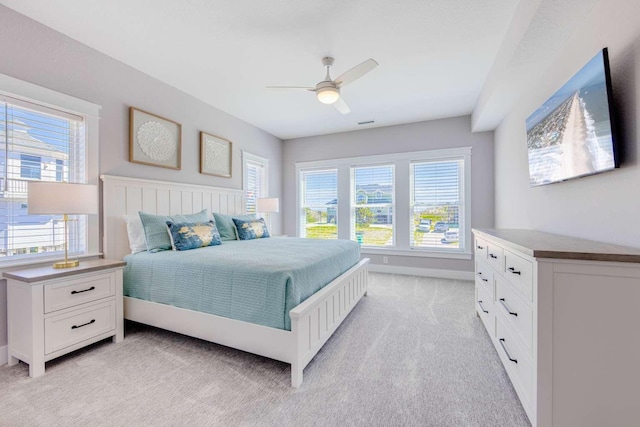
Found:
360,247 -> 472,260
0,345 -> 7,366
295,147 -> 472,169
368,264 -> 474,281
0,73 -> 101,118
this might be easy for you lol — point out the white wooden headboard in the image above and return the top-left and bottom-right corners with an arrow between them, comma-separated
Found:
101,175 -> 245,261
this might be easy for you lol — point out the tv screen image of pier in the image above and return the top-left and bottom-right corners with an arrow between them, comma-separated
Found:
525,50 -> 615,187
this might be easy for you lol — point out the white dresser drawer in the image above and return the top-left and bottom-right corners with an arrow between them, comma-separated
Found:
476,281 -> 494,336
475,260 -> 494,297
44,300 -> 116,355
503,249 -> 534,301
495,275 -> 533,353
496,316 -> 533,410
475,237 -> 488,260
486,243 -> 504,271
44,272 -> 116,314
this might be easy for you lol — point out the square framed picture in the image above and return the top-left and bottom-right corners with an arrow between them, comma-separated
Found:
200,131 -> 232,178
129,107 -> 181,170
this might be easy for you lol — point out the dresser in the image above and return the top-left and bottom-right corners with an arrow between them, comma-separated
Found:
4,259 -> 126,377
473,229 -> 640,426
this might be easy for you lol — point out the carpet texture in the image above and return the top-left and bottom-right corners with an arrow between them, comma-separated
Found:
0,273 -> 530,426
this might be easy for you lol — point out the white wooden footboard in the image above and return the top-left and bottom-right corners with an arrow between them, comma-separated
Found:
289,258 -> 369,387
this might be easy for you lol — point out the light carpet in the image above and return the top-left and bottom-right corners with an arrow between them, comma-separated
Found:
0,273 -> 530,426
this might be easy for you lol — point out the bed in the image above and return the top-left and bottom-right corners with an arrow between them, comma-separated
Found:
101,175 -> 369,387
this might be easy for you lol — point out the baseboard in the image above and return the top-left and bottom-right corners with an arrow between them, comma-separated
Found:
368,264 -> 474,281
0,345 -> 7,366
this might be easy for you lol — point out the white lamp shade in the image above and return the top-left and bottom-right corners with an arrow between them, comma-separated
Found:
27,182 -> 98,215
256,197 -> 279,213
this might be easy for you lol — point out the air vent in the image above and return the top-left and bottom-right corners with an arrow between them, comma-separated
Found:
357,120 -> 375,125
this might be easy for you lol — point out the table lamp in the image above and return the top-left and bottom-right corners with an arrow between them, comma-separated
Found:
27,182 -> 98,268
256,197 -> 279,232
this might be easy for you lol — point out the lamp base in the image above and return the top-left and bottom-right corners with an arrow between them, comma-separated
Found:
53,259 -> 79,269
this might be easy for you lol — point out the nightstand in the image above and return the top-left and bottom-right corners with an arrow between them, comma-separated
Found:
4,259 -> 126,377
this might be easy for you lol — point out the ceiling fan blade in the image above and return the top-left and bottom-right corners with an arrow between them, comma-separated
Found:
334,58 -> 378,87
333,97 -> 351,114
266,86 -> 315,91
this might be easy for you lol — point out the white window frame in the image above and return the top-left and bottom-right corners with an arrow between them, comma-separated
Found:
0,73 -> 100,269
295,147 -> 472,259
242,151 -> 269,214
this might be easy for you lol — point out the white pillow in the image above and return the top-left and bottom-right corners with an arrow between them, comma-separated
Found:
124,214 -> 147,254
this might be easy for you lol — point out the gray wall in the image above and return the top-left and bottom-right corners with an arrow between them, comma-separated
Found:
493,0 -> 640,249
282,116 -> 495,272
0,6 -> 282,352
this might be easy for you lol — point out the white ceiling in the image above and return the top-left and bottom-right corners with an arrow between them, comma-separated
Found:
0,0 -> 597,140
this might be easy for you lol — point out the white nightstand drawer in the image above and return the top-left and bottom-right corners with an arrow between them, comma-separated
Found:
503,249 -> 533,301
44,272 -> 115,314
45,300 -> 116,355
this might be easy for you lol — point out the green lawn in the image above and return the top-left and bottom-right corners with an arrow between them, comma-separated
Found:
305,224 -> 338,239
305,224 -> 392,246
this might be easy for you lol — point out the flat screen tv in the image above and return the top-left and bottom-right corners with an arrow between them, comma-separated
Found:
526,48 -> 619,187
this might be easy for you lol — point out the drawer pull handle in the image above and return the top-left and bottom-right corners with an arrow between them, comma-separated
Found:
489,254 -> 498,259
71,319 -> 96,330
71,286 -> 95,295
477,245 -> 484,250
499,298 -> 518,316
499,338 -> 518,364
507,267 -> 521,275
478,300 -> 489,314
477,272 -> 488,282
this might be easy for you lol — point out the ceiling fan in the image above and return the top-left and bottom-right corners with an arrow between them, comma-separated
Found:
267,57 -> 378,114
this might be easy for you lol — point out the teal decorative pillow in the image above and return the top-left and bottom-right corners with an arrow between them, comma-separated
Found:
166,221 -> 221,251
232,217 -> 270,240
139,209 -> 209,252
213,213 -> 256,240
212,213 -> 237,241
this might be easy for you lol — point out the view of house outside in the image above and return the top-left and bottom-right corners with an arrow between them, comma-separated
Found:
301,159 -> 462,249
0,102 -> 83,258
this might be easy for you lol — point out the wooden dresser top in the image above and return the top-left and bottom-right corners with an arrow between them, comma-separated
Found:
473,229 -> 640,263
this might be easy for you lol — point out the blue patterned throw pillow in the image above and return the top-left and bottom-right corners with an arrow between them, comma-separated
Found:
232,217 -> 270,240
166,221 -> 222,251
139,209 -> 210,252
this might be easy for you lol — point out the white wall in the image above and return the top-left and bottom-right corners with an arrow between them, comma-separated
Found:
0,6 -> 282,352
283,116 -> 495,273
494,0 -> 640,249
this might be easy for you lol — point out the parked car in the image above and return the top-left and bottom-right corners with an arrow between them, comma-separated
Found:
417,219 -> 431,232
434,221 -> 449,233
441,230 -> 459,243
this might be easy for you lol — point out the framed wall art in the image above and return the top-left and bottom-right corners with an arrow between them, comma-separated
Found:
129,107 -> 181,170
200,131 -> 232,178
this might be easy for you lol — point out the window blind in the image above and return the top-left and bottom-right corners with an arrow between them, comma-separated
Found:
0,97 -> 87,260
245,160 -> 266,214
351,165 -> 394,247
410,159 -> 463,250
300,169 -> 337,239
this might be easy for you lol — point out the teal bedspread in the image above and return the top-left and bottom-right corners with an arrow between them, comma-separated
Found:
123,237 -> 361,330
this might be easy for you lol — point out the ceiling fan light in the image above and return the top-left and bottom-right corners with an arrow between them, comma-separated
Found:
317,87 -> 340,104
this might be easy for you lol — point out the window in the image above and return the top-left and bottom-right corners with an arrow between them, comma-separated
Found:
299,169 -> 338,239
1,73 -> 99,264
20,154 -> 41,179
351,165 -> 394,247
242,151 -> 268,215
410,159 -> 464,250
296,147 -> 471,257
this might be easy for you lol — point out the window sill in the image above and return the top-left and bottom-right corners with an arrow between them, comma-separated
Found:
0,252 -> 103,275
359,247 -> 472,260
